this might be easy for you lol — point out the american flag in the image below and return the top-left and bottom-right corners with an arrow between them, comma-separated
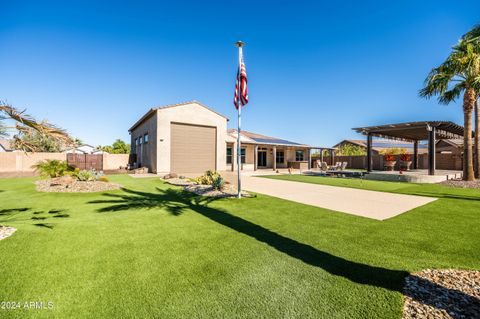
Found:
234,51 -> 248,109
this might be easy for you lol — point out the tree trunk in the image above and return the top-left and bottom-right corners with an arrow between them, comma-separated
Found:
475,99 -> 479,179
463,88 -> 476,181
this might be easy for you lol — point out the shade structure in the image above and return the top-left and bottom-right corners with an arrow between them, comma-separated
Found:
353,121 -> 466,175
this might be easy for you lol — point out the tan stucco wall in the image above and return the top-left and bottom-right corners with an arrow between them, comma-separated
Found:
130,112 -> 158,173
155,102 -> 228,173
103,154 -> 130,170
0,153 -> 67,172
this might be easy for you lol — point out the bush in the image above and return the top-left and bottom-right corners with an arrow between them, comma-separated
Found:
33,160 -> 73,178
211,176 -> 225,190
76,170 -> 96,181
98,176 -> 109,183
193,170 -> 225,190
400,153 -> 411,161
193,170 -> 221,185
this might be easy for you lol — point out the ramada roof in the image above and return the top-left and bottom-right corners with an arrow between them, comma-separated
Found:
353,121 -> 465,141
227,129 -> 310,147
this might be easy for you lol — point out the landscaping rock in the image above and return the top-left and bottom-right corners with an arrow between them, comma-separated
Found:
163,173 -> 178,179
36,180 -> 121,193
439,179 -> 480,189
0,226 -> 17,241
402,269 -> 480,319
50,175 -> 75,186
184,183 -> 252,198
166,178 -> 196,186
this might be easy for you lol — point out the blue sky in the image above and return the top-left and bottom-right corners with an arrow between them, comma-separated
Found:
1,1 -> 479,147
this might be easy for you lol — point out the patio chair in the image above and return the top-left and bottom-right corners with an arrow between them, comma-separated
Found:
341,162 -> 348,170
321,162 -> 328,171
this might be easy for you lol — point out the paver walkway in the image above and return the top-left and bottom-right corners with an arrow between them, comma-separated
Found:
241,176 -> 437,220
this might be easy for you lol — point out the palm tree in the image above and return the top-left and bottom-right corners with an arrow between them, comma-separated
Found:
0,101 -> 72,151
462,26 -> 480,178
475,98 -> 480,178
419,26 -> 480,181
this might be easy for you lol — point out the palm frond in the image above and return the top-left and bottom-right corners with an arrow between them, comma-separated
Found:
0,101 -> 74,151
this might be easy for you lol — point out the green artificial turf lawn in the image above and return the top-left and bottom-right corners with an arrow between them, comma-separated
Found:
0,175 -> 479,318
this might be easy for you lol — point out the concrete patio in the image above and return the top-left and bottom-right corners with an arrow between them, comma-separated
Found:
213,170 -> 437,220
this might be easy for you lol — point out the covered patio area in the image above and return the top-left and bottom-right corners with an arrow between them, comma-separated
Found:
353,121 -> 465,176
226,130 -> 313,172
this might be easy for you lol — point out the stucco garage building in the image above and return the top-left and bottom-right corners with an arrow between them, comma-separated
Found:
129,101 -> 312,174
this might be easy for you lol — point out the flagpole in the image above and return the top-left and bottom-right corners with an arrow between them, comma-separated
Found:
236,41 -> 244,199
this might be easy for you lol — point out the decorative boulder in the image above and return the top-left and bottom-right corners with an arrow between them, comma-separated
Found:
50,175 -> 75,186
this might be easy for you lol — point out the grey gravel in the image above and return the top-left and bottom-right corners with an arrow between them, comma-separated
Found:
35,180 -> 121,193
439,179 -> 480,189
403,269 -> 480,319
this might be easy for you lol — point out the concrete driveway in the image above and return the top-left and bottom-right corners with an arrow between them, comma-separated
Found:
240,175 -> 437,220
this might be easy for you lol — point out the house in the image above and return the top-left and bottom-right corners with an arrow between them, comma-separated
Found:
435,139 -> 464,154
0,139 -> 13,152
128,101 -> 312,174
333,139 -> 428,155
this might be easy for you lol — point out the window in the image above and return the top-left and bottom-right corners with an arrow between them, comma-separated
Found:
226,147 -> 232,164
226,147 -> 245,163
144,133 -> 149,143
295,150 -> 304,161
276,151 -> 285,164
139,136 -> 143,145
135,138 -> 139,146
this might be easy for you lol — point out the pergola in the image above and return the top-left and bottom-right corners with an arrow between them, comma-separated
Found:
353,121 -> 465,175
310,146 -> 337,165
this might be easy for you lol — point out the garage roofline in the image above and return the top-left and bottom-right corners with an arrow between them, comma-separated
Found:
128,100 -> 229,133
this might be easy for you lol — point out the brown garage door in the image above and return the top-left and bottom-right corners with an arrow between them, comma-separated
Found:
171,123 -> 216,173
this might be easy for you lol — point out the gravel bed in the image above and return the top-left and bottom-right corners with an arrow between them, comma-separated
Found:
0,227 -> 17,241
165,178 -> 252,198
184,184 -> 252,198
35,180 -> 121,193
165,178 -> 196,186
439,179 -> 480,189
403,269 -> 480,318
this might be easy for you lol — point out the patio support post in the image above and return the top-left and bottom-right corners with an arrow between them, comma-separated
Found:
367,133 -> 373,172
413,140 -> 418,170
320,148 -> 324,163
307,148 -> 311,170
254,145 -> 258,171
273,146 -> 277,171
331,149 -> 335,166
428,127 -> 436,176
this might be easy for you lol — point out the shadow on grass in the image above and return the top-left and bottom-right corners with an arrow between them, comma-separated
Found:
0,208 -> 70,227
89,187 -> 479,317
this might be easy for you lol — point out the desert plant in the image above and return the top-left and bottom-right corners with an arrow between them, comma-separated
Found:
211,176 -> 225,190
76,170 -> 96,181
400,153 -> 411,161
384,154 -> 395,162
33,160 -> 72,178
194,170 -> 221,185
98,176 -> 109,183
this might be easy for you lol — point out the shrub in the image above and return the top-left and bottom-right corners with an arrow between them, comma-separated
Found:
98,176 -> 109,183
33,160 -> 73,178
194,170 -> 221,185
400,153 -> 411,161
384,154 -> 395,161
76,170 -> 96,181
211,176 -> 225,190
